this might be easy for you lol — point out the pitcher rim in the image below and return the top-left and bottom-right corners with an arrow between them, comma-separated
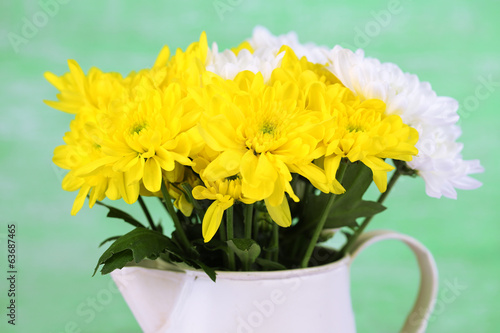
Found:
124,252 -> 352,281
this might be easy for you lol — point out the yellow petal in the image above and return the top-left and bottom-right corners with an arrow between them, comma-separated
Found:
153,45 -> 170,68
43,99 -> 77,113
53,145 -> 75,169
113,154 -> 140,173
324,155 -> 341,182
322,156 -> 346,194
143,157 -> 162,192
118,172 -> 140,204
88,181 -> 107,208
126,157 -> 145,185
361,156 -> 394,192
67,59 -> 87,93
164,163 -> 185,183
175,193 -> 193,217
241,152 -> 276,200
74,156 -> 117,177
44,71 -> 64,91
192,185 -> 216,201
372,169 -> 388,193
265,196 -> 291,228
105,178 -> 121,200
61,171 -> 84,191
361,156 -> 394,172
198,114 -> 241,152
70,184 -> 91,215
240,150 -> 260,184
202,201 -> 226,242
290,163 -> 332,194
203,150 -> 243,181
267,177 -> 285,207
155,149 -> 176,171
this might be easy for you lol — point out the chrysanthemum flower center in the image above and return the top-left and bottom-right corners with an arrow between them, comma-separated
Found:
260,121 -> 276,135
346,124 -> 364,133
249,122 -> 282,154
130,122 -> 148,135
225,174 -> 240,181
244,103 -> 291,154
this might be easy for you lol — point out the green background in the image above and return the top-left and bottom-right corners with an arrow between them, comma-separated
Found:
1,0 -> 498,332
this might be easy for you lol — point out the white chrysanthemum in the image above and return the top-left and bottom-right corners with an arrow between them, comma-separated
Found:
206,42 -> 284,82
325,46 -> 483,198
205,28 -> 483,199
249,26 -> 330,64
205,26 -> 330,82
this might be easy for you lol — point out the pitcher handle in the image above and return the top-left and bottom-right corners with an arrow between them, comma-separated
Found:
349,230 -> 439,333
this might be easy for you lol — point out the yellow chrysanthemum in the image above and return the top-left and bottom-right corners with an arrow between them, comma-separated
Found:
192,156 -> 256,242
52,108 -> 117,214
44,61 -> 129,115
139,164 -> 201,217
46,34 -> 209,214
321,84 -> 419,192
194,69 -> 330,228
163,32 -> 208,88
269,45 -> 341,89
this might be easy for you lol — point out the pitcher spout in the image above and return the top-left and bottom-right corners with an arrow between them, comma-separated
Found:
111,261 -> 191,333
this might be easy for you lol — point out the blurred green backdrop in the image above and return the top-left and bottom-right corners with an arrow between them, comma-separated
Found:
0,0 -> 498,332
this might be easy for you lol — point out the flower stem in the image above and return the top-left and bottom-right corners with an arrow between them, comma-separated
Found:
241,204 -> 254,271
253,215 -> 259,243
226,206 -> 236,271
244,204 -> 253,239
339,167 -> 401,257
300,161 -> 348,268
160,182 -> 191,251
138,196 -> 156,230
219,218 -> 228,267
272,222 -> 279,262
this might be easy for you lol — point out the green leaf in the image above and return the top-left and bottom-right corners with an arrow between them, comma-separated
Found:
98,235 -> 121,248
93,227 -> 177,276
338,162 -> 374,202
191,260 -> 217,282
160,250 -> 218,282
324,200 -> 386,229
100,250 -> 134,275
193,239 -> 230,254
94,201 -> 146,229
94,227 -> 219,281
155,222 -> 163,234
227,239 -> 261,266
323,162 -> 386,229
255,258 -> 287,270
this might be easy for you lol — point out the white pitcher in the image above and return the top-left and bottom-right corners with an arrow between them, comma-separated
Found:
111,230 -> 438,333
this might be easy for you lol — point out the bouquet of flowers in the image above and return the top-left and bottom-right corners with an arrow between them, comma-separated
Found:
45,27 -> 483,280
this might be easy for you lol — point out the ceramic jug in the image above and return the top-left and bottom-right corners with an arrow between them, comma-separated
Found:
111,230 -> 438,333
